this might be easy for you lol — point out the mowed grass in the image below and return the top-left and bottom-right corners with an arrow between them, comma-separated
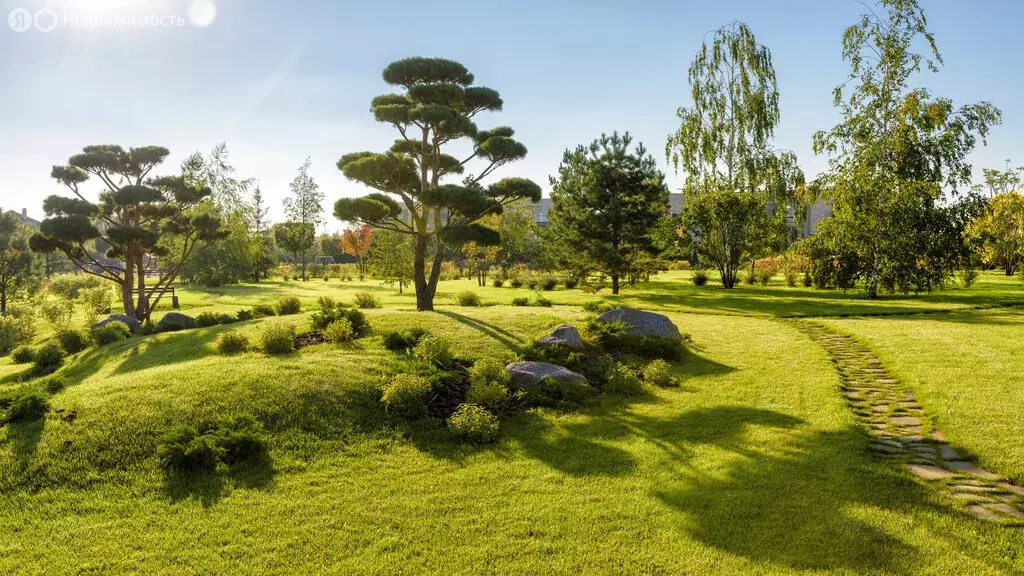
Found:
165,269 -> 1024,319
820,308 -> 1024,481
0,306 -> 1022,574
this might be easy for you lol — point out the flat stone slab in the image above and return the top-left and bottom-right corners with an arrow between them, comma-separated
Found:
946,461 -> 1000,480
982,503 -> 1024,519
967,504 -> 1005,521
998,482 -> 1024,497
505,361 -> 588,392
938,445 -> 960,460
889,416 -> 922,426
907,464 -> 956,480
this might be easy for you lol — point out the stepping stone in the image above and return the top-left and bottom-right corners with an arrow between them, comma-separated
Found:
897,435 -> 924,443
946,461 -> 1000,480
950,492 -> 991,502
907,464 -> 956,480
870,443 -> 903,454
982,503 -> 1024,519
938,445 -> 960,460
872,404 -> 889,413
967,504 -> 1005,521
897,401 -> 918,409
902,392 -> 917,401
949,484 -> 1000,494
890,416 -> 922,427
843,391 -> 861,400
998,482 -> 1024,497
930,430 -> 946,442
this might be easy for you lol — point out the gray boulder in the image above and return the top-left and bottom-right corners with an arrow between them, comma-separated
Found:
156,312 -> 196,332
505,361 -> 588,391
596,307 -> 682,342
534,324 -> 584,350
92,314 -> 141,333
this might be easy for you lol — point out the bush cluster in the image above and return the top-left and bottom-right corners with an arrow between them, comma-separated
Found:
692,270 -> 709,286
381,374 -> 431,419
253,304 -> 277,317
448,404 -> 499,444
324,318 -> 354,343
32,343 -> 65,376
260,323 -> 295,355
381,328 -> 428,352
3,391 -> 50,424
511,297 -> 529,307
11,345 -> 35,364
57,329 -> 91,354
465,358 -> 511,412
41,375 -> 69,394
642,359 -> 678,388
414,335 -> 455,368
582,301 -> 615,314
523,377 -> 595,410
92,321 -> 132,346
215,331 -> 250,355
276,296 -> 302,316
0,306 -> 36,355
311,298 -> 368,337
354,292 -> 380,309
456,291 -> 481,307
585,319 -> 685,361
603,364 -> 643,396
158,415 -> 268,472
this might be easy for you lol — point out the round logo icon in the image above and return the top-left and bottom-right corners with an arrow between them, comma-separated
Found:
8,7 -> 32,32
34,8 -> 58,32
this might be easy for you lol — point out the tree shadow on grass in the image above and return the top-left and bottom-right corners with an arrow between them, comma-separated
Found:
162,454 -> 275,508
1,418 -> 44,463
436,311 -> 526,352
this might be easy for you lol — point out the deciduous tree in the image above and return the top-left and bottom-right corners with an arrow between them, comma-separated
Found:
368,228 -> 414,294
339,225 -> 373,277
0,213 -> 39,313
333,57 -> 540,310
812,0 -> 1001,298
546,132 -> 669,294
30,145 -> 225,321
284,158 -> 324,281
965,192 -> 1024,276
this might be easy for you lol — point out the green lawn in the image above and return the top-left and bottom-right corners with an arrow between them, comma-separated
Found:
0,272 -> 1022,574
820,308 -> 1024,481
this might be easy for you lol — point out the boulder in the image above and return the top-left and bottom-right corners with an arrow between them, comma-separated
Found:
505,361 -> 588,391
534,324 -> 584,350
596,307 -> 682,342
156,312 -> 196,332
92,314 -> 141,333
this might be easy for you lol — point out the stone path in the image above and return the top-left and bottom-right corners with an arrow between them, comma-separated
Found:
797,321 -> 1024,527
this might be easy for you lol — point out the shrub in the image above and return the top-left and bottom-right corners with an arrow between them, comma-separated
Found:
354,292 -> 380,309
692,270 -> 709,286
642,359 -> 678,388
563,277 -> 580,289
57,329 -> 90,354
959,267 -> 980,288
381,374 -> 431,419
465,379 -> 509,413
456,291 -> 481,306
526,279 -> 538,290
534,296 -> 553,307
784,270 -> 798,287
47,273 -> 102,299
92,321 -> 131,346
511,297 -> 529,306
802,271 -> 813,287
39,296 -> 75,332
11,345 -> 35,364
381,328 -> 427,352
32,343 -> 65,376
215,331 -> 249,355
196,312 -> 220,328
540,277 -> 557,291
324,318 -> 354,343
523,377 -> 595,410
509,278 -> 523,289
743,272 -> 757,285
140,320 -> 157,335
4,392 -> 49,424
469,358 -> 510,388
214,415 -> 268,465
342,308 -> 369,337
158,426 -> 223,472
216,313 -> 237,325
0,316 -> 30,356
41,375 -> 69,394
261,323 -> 295,355
586,319 -> 685,361
79,286 -> 112,324
236,309 -> 254,321
582,301 -> 614,314
276,296 -> 302,315
253,304 -> 276,317
753,257 -> 782,286
492,278 -> 504,288
414,335 -> 455,367
604,365 -> 643,396
448,404 -> 500,444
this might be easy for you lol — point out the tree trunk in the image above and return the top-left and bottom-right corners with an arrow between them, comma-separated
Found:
136,258 -> 149,322
611,275 -> 620,294
301,249 -> 307,281
866,250 -> 881,299
119,266 -> 135,319
1,290 -> 7,314
413,235 -> 431,311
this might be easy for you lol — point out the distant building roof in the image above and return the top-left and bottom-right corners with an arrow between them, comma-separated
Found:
2,208 -> 39,228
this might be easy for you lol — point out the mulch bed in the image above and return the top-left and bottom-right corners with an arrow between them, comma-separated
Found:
293,331 -> 327,349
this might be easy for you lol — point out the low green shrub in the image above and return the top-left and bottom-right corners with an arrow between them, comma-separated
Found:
10,345 -> 35,364
511,297 -> 529,307
604,364 -> 643,396
381,328 -> 427,351
215,415 -> 268,465
196,312 -> 219,328
509,278 -> 523,288
41,375 -> 69,394
414,335 -> 455,367
540,277 -> 557,291
456,291 -> 481,307
261,323 -> 295,355
0,306 -> 35,355
563,277 -> 579,289
140,320 -> 157,335
158,426 -> 223,472
465,380 -> 509,413
216,313 -> 237,325
236,309 -> 254,321
959,267 -> 980,288
448,404 -> 500,444
253,304 -> 276,317
215,331 -> 250,355
802,271 -> 813,287
534,296 -> 553,307
4,392 -> 49,423
92,321 -> 131,346
523,377 -> 595,410
324,318 -> 354,343
492,279 -> 504,288
32,343 -> 65,376
692,270 -> 709,286
582,301 -> 614,314
276,296 -> 302,315
342,308 -> 368,337
743,272 -> 757,285
56,329 -> 90,354
381,374 -> 431,419
642,359 -> 678,388
585,319 -> 685,361
354,292 -> 380,309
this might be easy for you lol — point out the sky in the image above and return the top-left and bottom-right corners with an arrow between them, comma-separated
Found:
2,0 -> 1023,232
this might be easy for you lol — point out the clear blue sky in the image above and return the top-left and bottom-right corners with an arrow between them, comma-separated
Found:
2,0 -> 1022,230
